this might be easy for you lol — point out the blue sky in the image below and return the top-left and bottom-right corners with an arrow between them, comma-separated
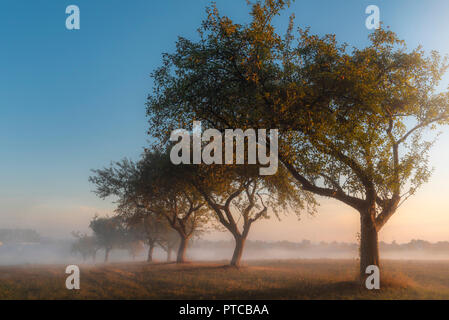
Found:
1,0 -> 449,241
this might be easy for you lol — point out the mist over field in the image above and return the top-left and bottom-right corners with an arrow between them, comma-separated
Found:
2,228 -> 449,266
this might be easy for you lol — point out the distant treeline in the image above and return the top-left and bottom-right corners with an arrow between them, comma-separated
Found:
192,239 -> 449,253
379,240 -> 449,253
0,229 -> 41,244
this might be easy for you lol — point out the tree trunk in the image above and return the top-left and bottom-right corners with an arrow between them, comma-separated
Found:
230,235 -> 246,267
177,236 -> 189,263
104,248 -> 110,263
147,243 -> 155,262
167,247 -> 172,262
359,210 -> 379,282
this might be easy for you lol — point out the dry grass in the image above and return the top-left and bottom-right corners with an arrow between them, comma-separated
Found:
1,259 -> 449,299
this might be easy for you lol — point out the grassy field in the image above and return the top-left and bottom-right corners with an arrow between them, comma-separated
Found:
1,259 -> 449,299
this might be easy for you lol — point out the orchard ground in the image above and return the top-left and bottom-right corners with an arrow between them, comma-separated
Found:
1,259 -> 449,299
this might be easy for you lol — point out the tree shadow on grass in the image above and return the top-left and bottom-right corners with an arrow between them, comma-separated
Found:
164,263 -> 239,273
205,277 -> 413,300
202,280 -> 363,300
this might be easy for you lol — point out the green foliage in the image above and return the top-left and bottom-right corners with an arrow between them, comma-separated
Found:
135,150 -> 210,238
90,150 -> 210,240
89,215 -> 126,251
147,0 -> 449,232
185,161 -> 315,236
119,204 -> 179,250
71,232 -> 98,261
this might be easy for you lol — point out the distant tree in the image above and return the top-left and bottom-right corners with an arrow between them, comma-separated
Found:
115,215 -> 149,260
146,0 -> 449,282
125,239 -> 145,260
89,215 -> 126,262
137,151 -> 210,263
89,151 -> 210,263
119,206 -> 172,262
71,231 -> 99,262
158,228 -> 180,262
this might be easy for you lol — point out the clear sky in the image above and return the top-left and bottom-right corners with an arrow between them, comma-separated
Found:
1,0 -> 449,243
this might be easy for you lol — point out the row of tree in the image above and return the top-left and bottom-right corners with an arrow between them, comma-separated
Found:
89,0 -> 449,284
89,151 -> 307,266
71,215 -> 179,263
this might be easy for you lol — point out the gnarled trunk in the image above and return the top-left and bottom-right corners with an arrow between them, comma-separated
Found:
230,235 -> 246,267
147,243 -> 155,262
104,248 -> 110,263
177,236 -> 189,263
359,209 -> 379,283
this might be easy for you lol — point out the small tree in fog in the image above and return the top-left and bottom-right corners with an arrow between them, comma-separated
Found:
158,228 -> 180,262
89,215 -> 126,263
71,231 -> 99,262
119,207 -> 173,262
125,239 -> 145,260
